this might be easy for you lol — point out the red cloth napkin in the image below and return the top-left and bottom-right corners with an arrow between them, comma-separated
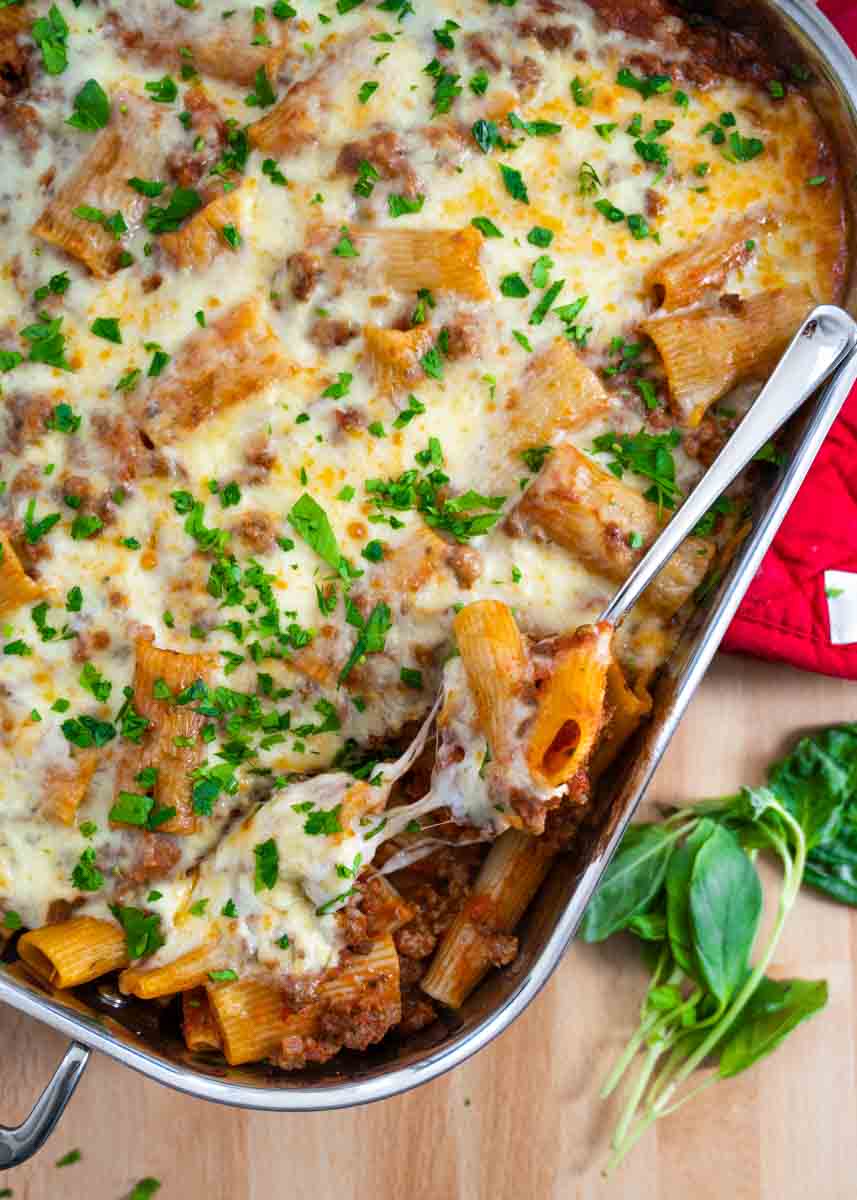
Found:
720,0 -> 857,679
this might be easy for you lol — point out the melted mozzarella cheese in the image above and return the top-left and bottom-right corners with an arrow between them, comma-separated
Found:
0,0 -> 845,979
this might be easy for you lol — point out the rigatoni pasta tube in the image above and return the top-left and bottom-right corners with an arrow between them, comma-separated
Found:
18,917 -> 129,989
113,637 -> 215,835
351,227 -> 490,300
119,939 -> 222,999
139,298 -> 290,444
43,750 -> 98,826
421,831 -> 556,1008
518,444 -> 714,620
642,284 -> 813,427
182,988 -> 224,1053
249,30 -> 373,154
205,978 -> 297,1065
526,622 -> 613,789
498,338 -> 609,486
0,529 -> 41,616
363,324 -> 434,398
109,17 -> 288,87
453,601 -> 530,771
645,212 -> 775,310
207,935 -> 401,1066
32,94 -> 165,277
590,662 -> 653,782
160,187 -> 248,271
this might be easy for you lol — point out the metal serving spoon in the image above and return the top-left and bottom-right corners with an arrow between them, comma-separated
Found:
600,305 -> 857,627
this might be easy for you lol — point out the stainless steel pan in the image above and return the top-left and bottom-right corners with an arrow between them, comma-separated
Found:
2,0 -> 856,1166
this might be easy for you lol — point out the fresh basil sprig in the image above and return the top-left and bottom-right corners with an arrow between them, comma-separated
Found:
580,724 -> 852,1169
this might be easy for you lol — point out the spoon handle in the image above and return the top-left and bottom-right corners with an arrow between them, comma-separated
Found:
600,305 -> 857,626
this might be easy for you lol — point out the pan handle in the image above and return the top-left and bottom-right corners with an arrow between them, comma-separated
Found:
0,1041 -> 90,1169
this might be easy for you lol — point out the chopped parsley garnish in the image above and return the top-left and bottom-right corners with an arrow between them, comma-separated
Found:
725,131 -> 764,161
66,78 -> 110,131
80,661 -> 112,703
616,67 -> 672,99
594,198 -> 624,223
32,4 -> 68,76
148,347 -> 171,376
129,179 -> 165,200
109,792 -> 155,826
110,905 -> 165,959
21,314 -> 72,369
71,847 -> 104,892
332,228 -> 359,257
144,187 -> 203,234
208,969 -> 238,982
411,289 -> 435,326
288,493 -> 354,580
55,1149 -> 82,1168
499,163 -> 528,203
592,427 -> 682,512
70,512 -> 104,540
365,441 -> 505,544
262,157 -> 287,185
469,69 -> 489,96
361,539 -> 384,561
508,112 -> 561,138
627,213 -> 650,240
303,804 -> 342,836
424,57 -> 461,117
471,216 -> 503,238
2,911 -> 22,931
221,223 -> 242,250
91,316 -> 122,343
433,17 -> 459,48
61,714 -> 116,749
23,498 -> 61,544
145,75 -> 178,103
571,75 -> 593,106
527,225 -> 553,247
253,837 -> 279,891
500,273 -> 530,298
521,445 -> 553,473
354,159 -> 379,198
45,402 -> 81,434
388,193 -> 425,217
116,367 -> 141,392
393,392 -> 425,427
578,160 -> 601,196
400,666 -> 423,689
339,600 -> 392,682
358,80 -> 379,104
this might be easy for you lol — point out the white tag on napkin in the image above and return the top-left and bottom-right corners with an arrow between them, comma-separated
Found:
825,570 -> 857,646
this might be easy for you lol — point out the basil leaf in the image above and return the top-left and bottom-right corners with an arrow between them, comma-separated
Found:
626,911 -> 667,942
580,824 -> 677,942
768,724 -> 857,850
717,976 -> 827,1078
665,817 -> 717,978
689,824 -> 762,1007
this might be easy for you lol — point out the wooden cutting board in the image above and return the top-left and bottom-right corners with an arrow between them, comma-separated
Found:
2,655 -> 856,1200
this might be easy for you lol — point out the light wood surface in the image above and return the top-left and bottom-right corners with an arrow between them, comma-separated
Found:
1,655 -> 856,1200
